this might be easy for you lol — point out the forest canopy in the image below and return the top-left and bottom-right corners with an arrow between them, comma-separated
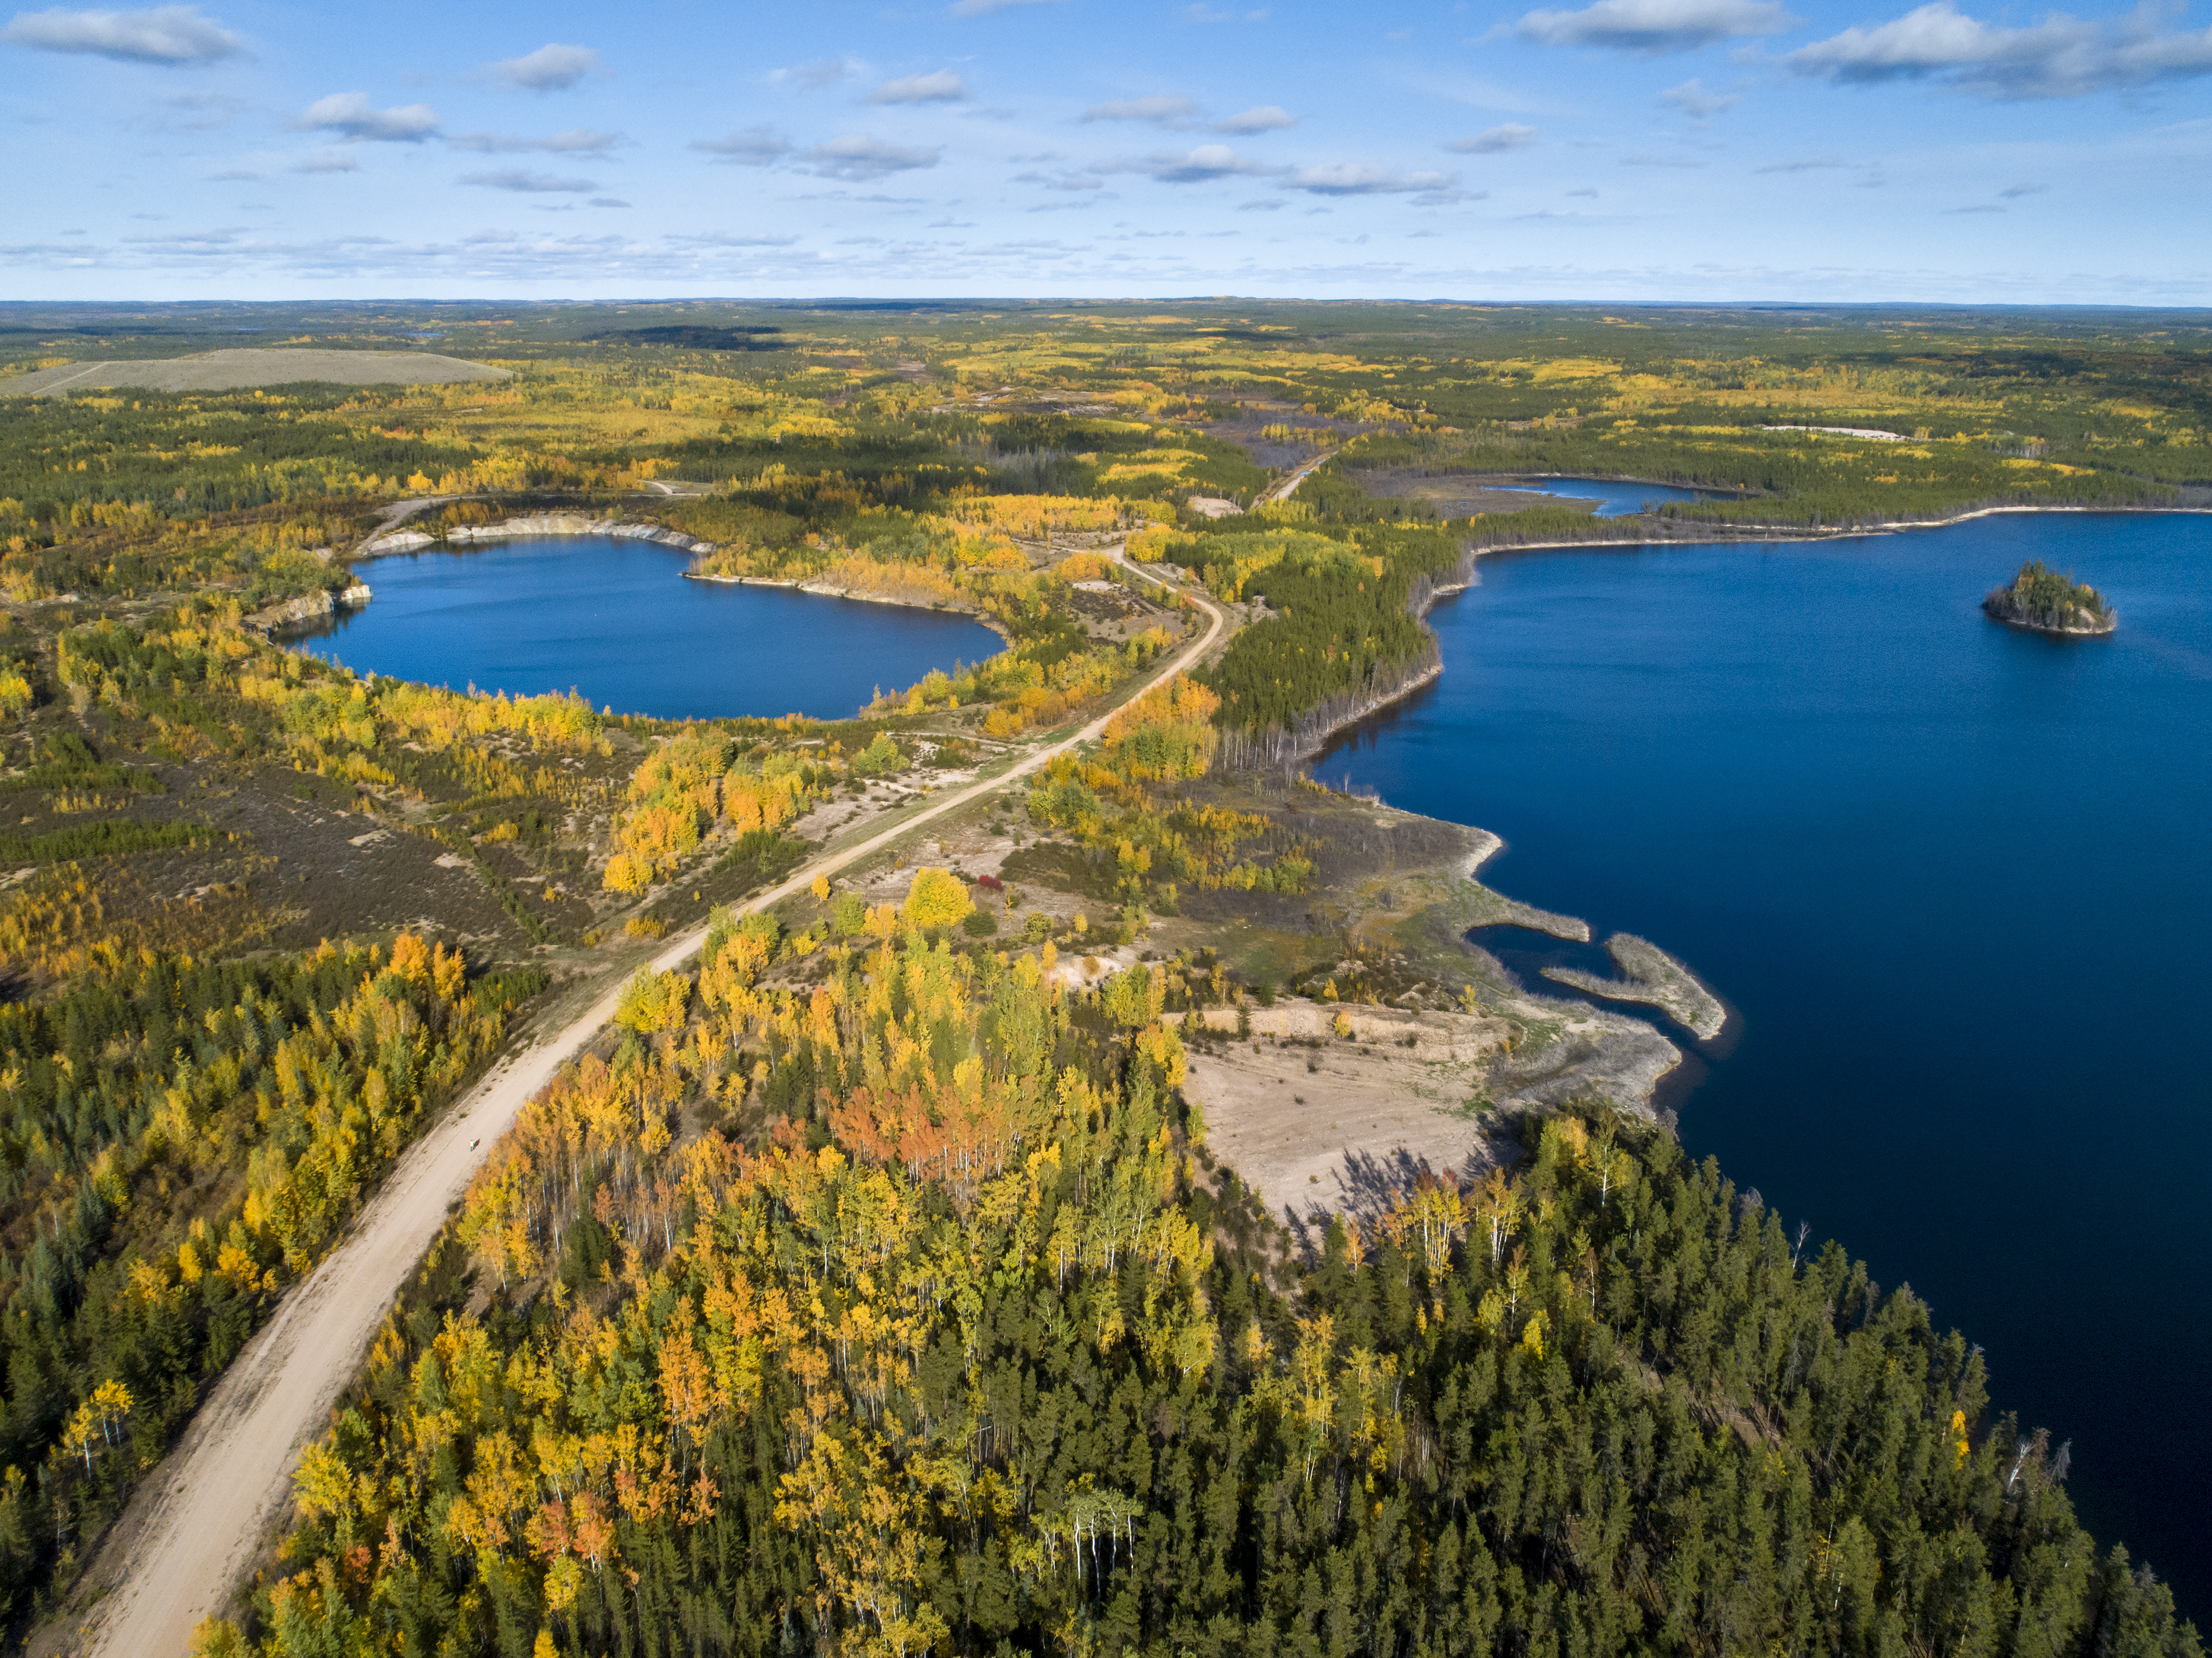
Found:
217,923 -> 2201,1658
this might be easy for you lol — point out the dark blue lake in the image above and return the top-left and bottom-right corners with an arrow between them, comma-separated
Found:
301,537 -> 1003,720
1318,511 -> 2212,1613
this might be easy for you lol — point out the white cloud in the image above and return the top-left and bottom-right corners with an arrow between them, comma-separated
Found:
797,134 -> 943,179
1110,143 -> 1276,182
2000,180 -> 2049,196
461,168 -> 597,193
1658,76 -> 1739,114
1516,0 -> 1795,52
1081,94 -> 1201,123
1788,1 -> 2212,96
3,4 -> 241,62
690,125 -> 791,164
667,230 -> 802,247
1215,104 -> 1294,132
293,150 -> 357,173
948,0 -> 1060,15
775,57 -> 853,88
291,92 -> 439,143
450,127 -> 624,155
588,196 -> 629,208
1286,162 -> 1460,195
492,43 -> 598,91
1081,95 -> 1295,134
868,69 -> 967,102
1446,122 -> 1540,151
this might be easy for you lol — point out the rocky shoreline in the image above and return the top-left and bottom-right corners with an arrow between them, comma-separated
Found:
358,511 -> 715,558
247,582 -> 372,636
352,512 -> 1006,632
1982,584 -> 2117,636
1228,492 -> 2198,774
1543,933 -> 1729,1040
1458,832 -> 1591,940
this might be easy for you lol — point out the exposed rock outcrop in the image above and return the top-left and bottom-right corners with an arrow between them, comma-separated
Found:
358,514 -> 715,557
246,590 -> 334,633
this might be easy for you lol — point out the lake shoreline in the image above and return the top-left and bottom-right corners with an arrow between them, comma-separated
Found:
357,511 -> 716,560
1309,506 -> 2212,1604
353,513 -> 1018,645
683,569 -> 1013,643
1286,498 -> 2211,769
300,531 -> 1004,723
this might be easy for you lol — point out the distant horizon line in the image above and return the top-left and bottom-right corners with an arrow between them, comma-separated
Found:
3,295 -> 2210,313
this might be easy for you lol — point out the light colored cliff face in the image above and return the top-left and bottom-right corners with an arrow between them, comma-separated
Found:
247,585 -> 370,634
245,590 -> 334,632
359,514 -> 717,557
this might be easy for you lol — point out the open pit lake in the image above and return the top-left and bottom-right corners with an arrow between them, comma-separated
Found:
300,535 -> 1003,720
1318,510 -> 2212,1612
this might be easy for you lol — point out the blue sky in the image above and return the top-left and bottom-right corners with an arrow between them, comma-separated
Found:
3,0 -> 2208,302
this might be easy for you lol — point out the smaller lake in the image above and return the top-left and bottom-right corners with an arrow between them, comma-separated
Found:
301,537 -> 1004,720
1492,477 -> 1732,517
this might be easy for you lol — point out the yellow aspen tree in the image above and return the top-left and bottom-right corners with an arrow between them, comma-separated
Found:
1521,1310 -> 1547,1360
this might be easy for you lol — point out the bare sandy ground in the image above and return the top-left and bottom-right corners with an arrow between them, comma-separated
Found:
1177,994 -> 1678,1232
0,349 -> 510,397
56,556 -> 1227,1658
1260,449 -> 1336,505
1180,1002 -> 1508,1220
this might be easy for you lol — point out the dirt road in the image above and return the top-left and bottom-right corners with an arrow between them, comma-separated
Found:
1261,448 -> 1335,505
67,553 -> 1223,1658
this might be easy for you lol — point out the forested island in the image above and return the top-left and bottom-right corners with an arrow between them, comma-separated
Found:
0,300 -> 2203,1657
1984,559 -> 2117,635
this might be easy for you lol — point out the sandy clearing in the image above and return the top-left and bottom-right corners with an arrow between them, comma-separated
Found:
1178,992 -> 1679,1231
1178,1001 -> 1510,1231
1177,1000 -> 1511,1222
62,553 -> 1226,1658
0,349 -> 510,397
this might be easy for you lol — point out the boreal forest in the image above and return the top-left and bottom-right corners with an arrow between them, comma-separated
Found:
0,299 -> 2203,1658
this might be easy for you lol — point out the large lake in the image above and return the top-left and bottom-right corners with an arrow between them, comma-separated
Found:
1319,510 -> 2212,1610
303,536 -> 1003,720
